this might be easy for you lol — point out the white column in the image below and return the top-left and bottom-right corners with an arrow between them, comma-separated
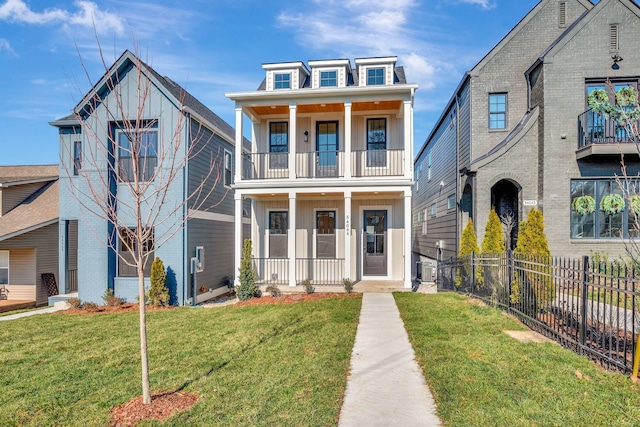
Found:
344,191 -> 352,280
344,101 -> 352,179
404,189 -> 412,288
404,100 -> 413,180
58,220 -> 68,294
289,104 -> 297,180
234,193 -> 243,287
288,192 -> 297,286
235,107 -> 244,183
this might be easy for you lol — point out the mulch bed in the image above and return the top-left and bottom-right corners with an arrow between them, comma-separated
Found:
110,391 -> 199,427
235,292 -> 359,306
61,303 -> 176,315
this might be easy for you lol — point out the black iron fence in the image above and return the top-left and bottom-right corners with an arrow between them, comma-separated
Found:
438,251 -> 639,374
578,108 -> 639,149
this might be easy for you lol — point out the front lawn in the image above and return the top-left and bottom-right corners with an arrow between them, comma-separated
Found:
0,296 -> 361,426
395,292 -> 640,427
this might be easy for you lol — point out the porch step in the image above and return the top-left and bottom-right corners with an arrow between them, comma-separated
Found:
48,292 -> 78,307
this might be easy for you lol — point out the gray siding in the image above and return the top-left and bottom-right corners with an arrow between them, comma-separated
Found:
188,118 -> 234,216
186,218 -> 235,299
0,223 -> 59,305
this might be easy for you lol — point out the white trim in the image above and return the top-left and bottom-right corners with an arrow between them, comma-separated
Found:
359,205 -> 392,281
0,250 -> 9,285
0,177 -> 57,188
313,208 -> 338,259
223,148 -> 233,188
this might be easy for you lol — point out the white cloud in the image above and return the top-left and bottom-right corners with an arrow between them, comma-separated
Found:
0,0 -> 124,35
0,38 -> 17,56
457,0 -> 496,10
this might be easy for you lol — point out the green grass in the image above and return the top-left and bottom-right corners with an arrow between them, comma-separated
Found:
0,308 -> 41,317
395,292 -> 640,427
0,296 -> 361,426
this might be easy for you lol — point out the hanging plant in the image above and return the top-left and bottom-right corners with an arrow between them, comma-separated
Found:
616,86 -> 637,107
600,193 -> 626,215
588,89 -> 609,109
630,195 -> 640,215
572,195 -> 596,215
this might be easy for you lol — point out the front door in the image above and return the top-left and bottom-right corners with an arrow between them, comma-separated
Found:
316,121 -> 338,177
363,210 -> 387,276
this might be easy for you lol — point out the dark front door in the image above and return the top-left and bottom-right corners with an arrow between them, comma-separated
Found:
316,121 -> 338,177
363,210 -> 387,276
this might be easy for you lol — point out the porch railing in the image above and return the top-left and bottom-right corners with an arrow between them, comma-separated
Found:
252,258 -> 288,285
296,258 -> 345,285
351,149 -> 404,177
242,152 -> 289,180
296,151 -> 344,178
578,108 -> 639,149
67,269 -> 78,293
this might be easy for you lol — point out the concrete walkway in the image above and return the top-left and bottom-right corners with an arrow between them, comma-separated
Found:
0,303 -> 67,321
339,293 -> 442,427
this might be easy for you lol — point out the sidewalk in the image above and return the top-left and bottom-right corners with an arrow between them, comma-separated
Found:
0,303 -> 67,321
339,293 -> 442,427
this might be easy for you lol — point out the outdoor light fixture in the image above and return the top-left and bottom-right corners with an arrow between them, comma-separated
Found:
304,130 -> 309,142
611,53 -> 623,70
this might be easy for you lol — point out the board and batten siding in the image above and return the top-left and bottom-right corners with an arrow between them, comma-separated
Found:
0,223 -> 58,305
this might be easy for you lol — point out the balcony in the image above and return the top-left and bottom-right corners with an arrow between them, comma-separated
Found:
241,149 -> 405,180
577,109 -> 639,159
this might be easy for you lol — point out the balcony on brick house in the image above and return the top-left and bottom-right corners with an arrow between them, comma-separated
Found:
577,108 -> 640,160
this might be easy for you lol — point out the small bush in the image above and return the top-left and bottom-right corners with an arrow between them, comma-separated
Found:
67,297 -> 82,309
343,278 -> 354,293
236,239 -> 259,301
149,257 -> 169,307
101,289 -> 124,306
82,301 -> 99,312
301,279 -> 314,294
265,284 -> 282,297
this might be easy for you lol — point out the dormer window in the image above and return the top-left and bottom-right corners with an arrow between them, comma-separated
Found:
320,70 -> 337,87
367,68 -> 385,85
274,73 -> 291,89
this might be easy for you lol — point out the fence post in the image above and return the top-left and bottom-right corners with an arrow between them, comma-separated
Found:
507,249 -> 513,312
471,252 -> 476,295
580,255 -> 589,354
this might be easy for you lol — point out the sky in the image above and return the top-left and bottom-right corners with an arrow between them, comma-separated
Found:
0,0 -> 564,165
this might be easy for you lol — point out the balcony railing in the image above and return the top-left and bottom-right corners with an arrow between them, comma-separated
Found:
67,269 -> 78,292
242,152 -> 289,180
296,151 -> 344,178
351,149 -> 404,177
252,258 -> 289,285
578,108 -> 639,149
296,258 -> 345,285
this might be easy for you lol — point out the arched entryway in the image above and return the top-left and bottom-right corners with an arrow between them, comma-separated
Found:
461,183 -> 473,221
491,180 -> 519,250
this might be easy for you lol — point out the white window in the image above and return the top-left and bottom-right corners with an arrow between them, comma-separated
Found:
118,130 -> 158,182
224,150 -> 233,187
447,194 -> 456,210
320,70 -> 337,87
268,211 -> 288,258
421,209 -> 428,235
316,211 -> 336,258
430,203 -> 436,217
367,67 -> 385,85
427,151 -> 432,181
0,251 -> 8,285
274,73 -> 291,89
73,141 -> 82,176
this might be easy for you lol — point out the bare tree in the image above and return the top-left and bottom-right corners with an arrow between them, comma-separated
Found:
500,211 -> 516,251
61,44 -> 226,403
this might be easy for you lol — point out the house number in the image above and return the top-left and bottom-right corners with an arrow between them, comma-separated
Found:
345,215 -> 350,236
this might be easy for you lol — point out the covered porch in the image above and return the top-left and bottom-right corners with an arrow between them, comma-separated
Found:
234,188 -> 412,289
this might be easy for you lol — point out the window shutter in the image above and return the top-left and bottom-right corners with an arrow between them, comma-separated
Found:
610,24 -> 619,51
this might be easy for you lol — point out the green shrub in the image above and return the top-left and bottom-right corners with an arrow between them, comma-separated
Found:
342,278 -> 354,294
236,239 -> 259,301
301,279 -> 314,294
101,289 -> 124,306
149,257 -> 169,307
67,297 -> 82,309
265,284 -> 282,297
514,208 -> 553,310
82,301 -> 99,312
457,219 -> 478,287
480,209 -> 506,290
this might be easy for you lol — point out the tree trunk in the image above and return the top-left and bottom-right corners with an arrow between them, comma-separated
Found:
139,260 -> 151,404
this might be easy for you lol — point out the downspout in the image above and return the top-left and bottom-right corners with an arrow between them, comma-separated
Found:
182,112 -> 190,306
455,93 -> 461,257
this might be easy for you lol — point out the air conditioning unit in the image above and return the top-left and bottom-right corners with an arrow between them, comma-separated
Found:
421,262 -> 436,282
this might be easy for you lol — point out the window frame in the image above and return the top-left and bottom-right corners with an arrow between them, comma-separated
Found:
268,211 -> 288,258
0,250 -> 9,285
366,118 -> 387,168
269,121 -> 289,170
117,227 -> 154,277
430,203 -> 437,217
367,67 -> 385,85
117,129 -> 158,182
488,93 -> 508,130
447,194 -> 456,210
320,70 -> 338,87
224,149 -> 233,188
274,72 -> 291,90
73,140 -> 82,176
315,210 -> 337,259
